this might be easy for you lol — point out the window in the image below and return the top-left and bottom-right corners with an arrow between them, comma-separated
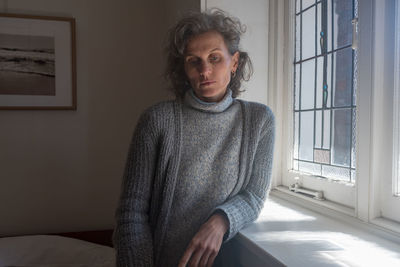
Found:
293,0 -> 357,183
280,0 -> 357,208
203,0 -> 400,235
274,0 -> 400,229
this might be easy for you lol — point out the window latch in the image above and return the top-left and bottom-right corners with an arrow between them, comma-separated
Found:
289,182 -> 325,201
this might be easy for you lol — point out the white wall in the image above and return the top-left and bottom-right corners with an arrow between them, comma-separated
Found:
203,0 -> 269,104
0,0 -> 199,236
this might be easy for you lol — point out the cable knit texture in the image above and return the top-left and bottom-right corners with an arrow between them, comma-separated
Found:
113,92 -> 275,267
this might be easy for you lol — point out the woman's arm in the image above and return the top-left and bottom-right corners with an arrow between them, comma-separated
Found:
178,107 -> 275,267
113,110 -> 159,267
178,212 -> 228,267
214,108 -> 275,241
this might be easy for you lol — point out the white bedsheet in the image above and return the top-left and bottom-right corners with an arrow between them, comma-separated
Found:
0,235 -> 115,267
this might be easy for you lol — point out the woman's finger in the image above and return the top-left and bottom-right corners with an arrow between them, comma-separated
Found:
188,248 -> 205,267
206,250 -> 218,267
178,245 -> 195,267
198,248 -> 214,267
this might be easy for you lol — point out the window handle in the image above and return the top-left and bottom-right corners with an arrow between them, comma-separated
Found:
352,18 -> 358,50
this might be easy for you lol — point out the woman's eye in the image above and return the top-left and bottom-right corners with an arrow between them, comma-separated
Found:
210,55 -> 220,62
186,57 -> 199,65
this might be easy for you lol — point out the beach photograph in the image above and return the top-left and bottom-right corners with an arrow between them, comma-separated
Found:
0,33 -> 55,96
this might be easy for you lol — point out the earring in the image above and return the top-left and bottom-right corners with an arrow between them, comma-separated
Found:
231,71 -> 236,78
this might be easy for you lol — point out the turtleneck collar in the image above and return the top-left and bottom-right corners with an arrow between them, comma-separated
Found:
184,89 -> 233,113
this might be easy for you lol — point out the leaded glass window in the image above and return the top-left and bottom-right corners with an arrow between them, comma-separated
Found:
293,0 -> 358,183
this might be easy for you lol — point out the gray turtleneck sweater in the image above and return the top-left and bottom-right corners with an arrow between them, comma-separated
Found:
161,90 -> 243,266
113,90 -> 275,267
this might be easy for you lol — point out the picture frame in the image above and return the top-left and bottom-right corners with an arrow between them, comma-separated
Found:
0,13 -> 76,110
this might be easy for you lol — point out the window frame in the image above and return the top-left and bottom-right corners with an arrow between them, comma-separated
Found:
277,0 -> 358,210
393,0 -> 400,198
269,0 -> 400,233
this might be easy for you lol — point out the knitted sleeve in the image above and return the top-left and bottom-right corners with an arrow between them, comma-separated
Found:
113,108 -> 160,267
214,106 -> 275,241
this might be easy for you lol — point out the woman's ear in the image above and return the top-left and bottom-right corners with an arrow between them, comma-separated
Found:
232,51 -> 240,72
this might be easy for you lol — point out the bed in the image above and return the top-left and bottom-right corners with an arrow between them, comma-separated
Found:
0,230 -> 115,266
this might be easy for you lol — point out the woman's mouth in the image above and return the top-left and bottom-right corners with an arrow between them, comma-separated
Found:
200,81 -> 216,86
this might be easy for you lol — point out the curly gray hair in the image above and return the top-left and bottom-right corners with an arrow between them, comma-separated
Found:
165,9 -> 253,99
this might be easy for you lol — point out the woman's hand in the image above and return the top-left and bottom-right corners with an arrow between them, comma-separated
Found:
178,213 -> 229,267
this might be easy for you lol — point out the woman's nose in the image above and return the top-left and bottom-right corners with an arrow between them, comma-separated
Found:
198,61 -> 211,76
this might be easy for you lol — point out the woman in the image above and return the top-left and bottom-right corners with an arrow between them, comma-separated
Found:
113,9 -> 275,267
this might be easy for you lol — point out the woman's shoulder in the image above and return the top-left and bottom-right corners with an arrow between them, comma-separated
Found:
141,100 -> 177,118
237,99 -> 274,121
135,100 -> 179,130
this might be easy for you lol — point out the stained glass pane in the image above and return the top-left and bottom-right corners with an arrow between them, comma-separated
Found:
323,109 -> 331,149
317,3 -> 322,56
315,110 -> 322,148
302,0 -> 316,10
351,108 -> 356,169
299,111 -> 314,161
299,161 -> 321,176
302,7 -> 316,60
314,149 -> 330,164
332,109 -> 352,167
296,15 -> 301,62
295,64 -> 300,110
353,44 -> 358,106
326,54 -> 332,108
333,48 -> 353,107
316,57 -> 324,108
292,0 -> 356,184
294,112 -> 299,159
333,0 -> 353,49
301,59 -> 315,110
296,0 -> 301,14
327,0 -> 333,52
322,165 -> 350,181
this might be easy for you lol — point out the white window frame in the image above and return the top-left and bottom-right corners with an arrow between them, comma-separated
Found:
392,0 -> 400,198
368,0 -> 400,229
272,0 -> 358,211
268,0 -> 400,235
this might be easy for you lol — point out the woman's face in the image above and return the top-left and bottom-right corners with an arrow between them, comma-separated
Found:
184,31 -> 239,102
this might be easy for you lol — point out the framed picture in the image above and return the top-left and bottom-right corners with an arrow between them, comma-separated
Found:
0,13 -> 76,110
